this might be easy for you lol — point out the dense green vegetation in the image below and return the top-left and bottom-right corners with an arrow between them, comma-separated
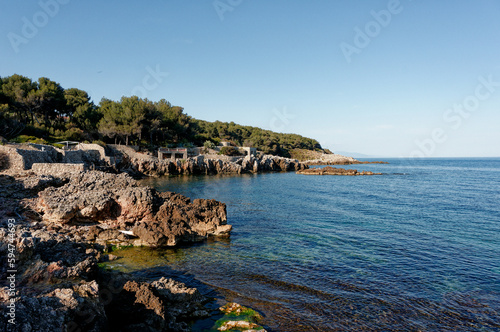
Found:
0,74 -> 324,157
218,146 -> 244,156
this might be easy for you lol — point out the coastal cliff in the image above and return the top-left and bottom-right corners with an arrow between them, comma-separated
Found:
0,143 -> 308,178
112,145 -> 307,177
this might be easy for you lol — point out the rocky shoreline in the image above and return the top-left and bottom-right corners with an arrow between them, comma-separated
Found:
304,154 -> 388,166
114,147 -> 308,177
0,169 -> 266,331
0,142 -> 308,179
297,166 -> 383,176
0,143 -> 388,331
304,159 -> 389,166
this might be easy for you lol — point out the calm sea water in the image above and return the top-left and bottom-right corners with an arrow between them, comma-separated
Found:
117,158 -> 500,331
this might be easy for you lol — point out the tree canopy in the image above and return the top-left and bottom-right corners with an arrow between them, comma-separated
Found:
0,74 -> 324,157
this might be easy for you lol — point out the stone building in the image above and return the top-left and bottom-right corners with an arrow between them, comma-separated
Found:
157,148 -> 188,161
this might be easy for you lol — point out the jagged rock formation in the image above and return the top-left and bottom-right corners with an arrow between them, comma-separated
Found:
104,276 -> 209,332
297,166 -> 382,176
117,152 -> 307,177
35,171 -> 231,247
0,226 -> 210,332
1,142 -> 309,178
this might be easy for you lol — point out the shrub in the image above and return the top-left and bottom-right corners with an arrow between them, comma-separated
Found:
12,135 -> 48,145
92,140 -> 107,147
219,146 -> 242,156
63,127 -> 84,141
203,140 -> 216,149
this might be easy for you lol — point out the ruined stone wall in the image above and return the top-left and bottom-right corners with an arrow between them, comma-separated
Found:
0,144 -> 61,170
0,143 -> 114,171
203,154 -> 241,162
32,163 -> 86,176
0,145 -> 25,171
109,144 -> 156,161
78,143 -> 107,160
61,149 -> 102,165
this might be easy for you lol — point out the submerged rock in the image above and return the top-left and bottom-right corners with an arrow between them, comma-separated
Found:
216,303 -> 267,332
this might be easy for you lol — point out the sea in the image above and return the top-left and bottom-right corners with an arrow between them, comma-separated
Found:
110,158 -> 500,331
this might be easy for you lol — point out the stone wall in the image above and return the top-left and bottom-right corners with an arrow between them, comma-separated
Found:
32,163 -> 86,176
109,144 -> 156,161
203,154 -> 241,162
0,143 -> 115,171
0,144 -> 61,171
0,145 -> 24,171
78,143 -> 107,160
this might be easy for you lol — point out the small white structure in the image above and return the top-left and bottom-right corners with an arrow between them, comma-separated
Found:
239,147 -> 257,156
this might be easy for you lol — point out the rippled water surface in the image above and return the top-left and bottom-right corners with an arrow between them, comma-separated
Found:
115,159 -> 500,331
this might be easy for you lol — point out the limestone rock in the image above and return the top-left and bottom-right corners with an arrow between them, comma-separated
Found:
35,171 -> 231,247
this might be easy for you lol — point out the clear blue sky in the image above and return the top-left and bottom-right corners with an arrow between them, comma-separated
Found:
2,0 -> 499,157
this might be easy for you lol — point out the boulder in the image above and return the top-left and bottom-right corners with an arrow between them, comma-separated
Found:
35,171 -> 231,247
105,277 -> 209,332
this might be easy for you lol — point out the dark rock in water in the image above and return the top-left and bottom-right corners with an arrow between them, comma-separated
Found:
104,276 -> 209,332
296,166 -> 382,176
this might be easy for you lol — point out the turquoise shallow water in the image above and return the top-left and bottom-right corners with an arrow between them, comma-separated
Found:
127,158 -> 500,331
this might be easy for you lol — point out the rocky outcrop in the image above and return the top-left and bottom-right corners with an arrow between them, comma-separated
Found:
105,277 -> 209,332
297,166 -> 382,176
0,226 -> 106,332
0,170 -> 262,332
35,171 -> 231,247
113,147 -> 308,177
0,225 -> 212,332
303,153 -> 388,165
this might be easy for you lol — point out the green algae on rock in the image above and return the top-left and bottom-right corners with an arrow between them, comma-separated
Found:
215,302 -> 267,331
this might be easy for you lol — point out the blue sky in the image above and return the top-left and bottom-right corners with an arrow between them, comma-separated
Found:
1,0 -> 499,157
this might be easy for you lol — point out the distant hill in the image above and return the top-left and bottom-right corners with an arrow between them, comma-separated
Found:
194,120 -> 324,157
